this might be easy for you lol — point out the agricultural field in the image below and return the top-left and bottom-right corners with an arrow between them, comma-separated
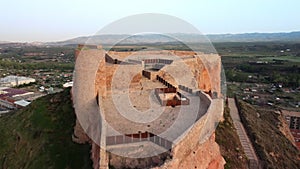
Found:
216,42 -> 300,111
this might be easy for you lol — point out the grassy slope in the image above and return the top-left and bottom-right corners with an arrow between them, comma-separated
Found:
237,99 -> 300,169
0,89 -> 92,169
216,107 -> 248,169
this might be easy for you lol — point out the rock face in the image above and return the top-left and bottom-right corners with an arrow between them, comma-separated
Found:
72,120 -> 101,168
73,45 -> 225,169
154,133 -> 225,169
72,119 -> 90,144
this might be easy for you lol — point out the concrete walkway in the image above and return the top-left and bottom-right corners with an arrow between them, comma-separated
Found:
228,98 -> 260,169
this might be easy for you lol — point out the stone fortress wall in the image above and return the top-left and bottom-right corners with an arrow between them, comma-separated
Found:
72,45 -> 225,169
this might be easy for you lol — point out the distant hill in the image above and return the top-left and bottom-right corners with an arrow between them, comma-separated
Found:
44,31 -> 300,46
1,32 -> 300,46
0,41 -> 10,44
46,34 -> 189,46
0,89 -> 92,169
208,32 -> 300,42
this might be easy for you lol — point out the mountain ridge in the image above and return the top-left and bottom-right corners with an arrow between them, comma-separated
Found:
48,31 -> 300,46
1,31 -> 300,46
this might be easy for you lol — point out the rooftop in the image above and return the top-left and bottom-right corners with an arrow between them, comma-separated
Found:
281,110 -> 300,117
0,88 -> 30,98
0,75 -> 35,83
14,99 -> 31,107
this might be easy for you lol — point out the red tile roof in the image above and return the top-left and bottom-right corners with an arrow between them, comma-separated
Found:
0,88 -> 28,98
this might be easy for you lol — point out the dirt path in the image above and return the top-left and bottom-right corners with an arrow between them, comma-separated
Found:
228,98 -> 260,169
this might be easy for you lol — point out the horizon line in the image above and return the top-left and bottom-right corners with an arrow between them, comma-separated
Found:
1,30 -> 299,44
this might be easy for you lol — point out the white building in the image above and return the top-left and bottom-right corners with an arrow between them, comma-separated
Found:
0,76 -> 36,87
14,100 -> 31,107
63,81 -> 73,88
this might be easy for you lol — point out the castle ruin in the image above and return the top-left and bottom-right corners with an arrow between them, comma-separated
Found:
72,44 -> 225,169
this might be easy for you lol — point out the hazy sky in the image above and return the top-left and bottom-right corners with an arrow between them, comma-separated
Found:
1,0 -> 300,42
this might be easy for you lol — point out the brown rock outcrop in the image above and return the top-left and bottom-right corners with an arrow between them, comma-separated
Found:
154,133 -> 225,169
73,45 -> 225,169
